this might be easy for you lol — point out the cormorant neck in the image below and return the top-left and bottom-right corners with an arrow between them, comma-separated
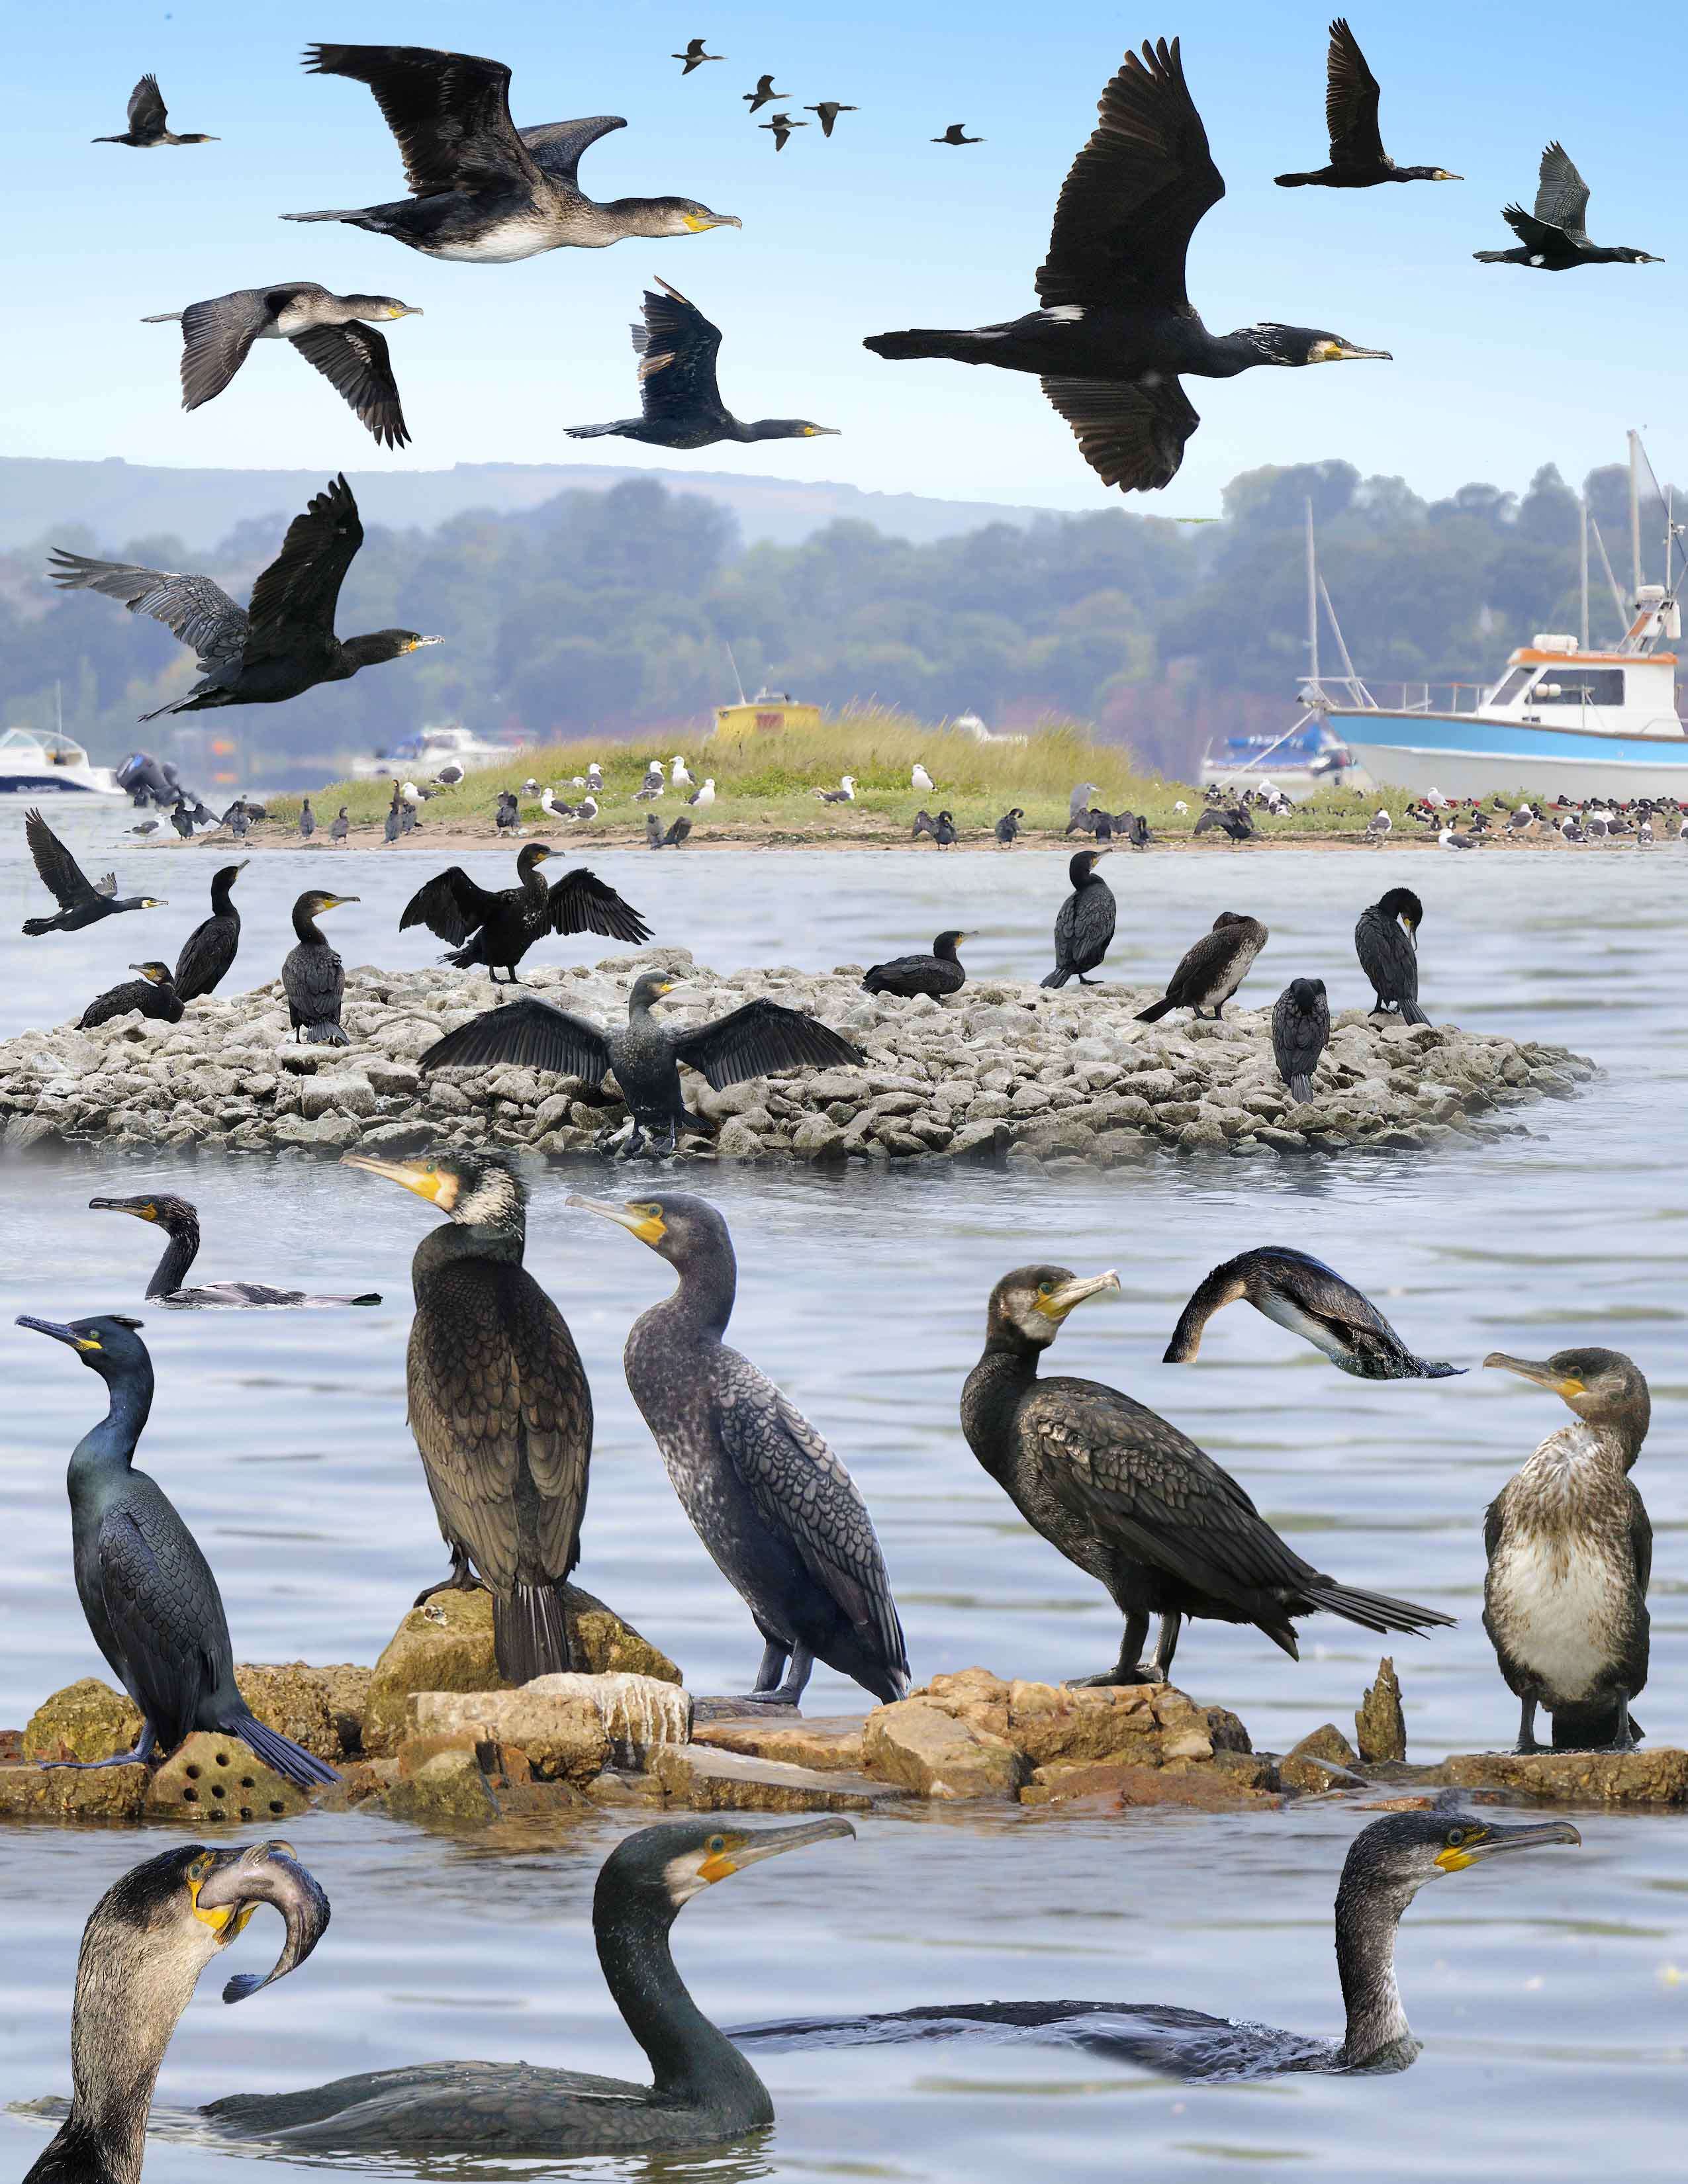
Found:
593,1884 -> 771,2125
149,1221 -> 199,1298
1332,1868 -> 1416,2068
960,1336 -> 1043,1475
412,1218 -> 524,1293
56,1919 -> 208,2184
340,631 -> 410,672
209,876 -> 240,918
69,1364 -> 153,1480
291,902 -> 324,944
663,1244 -> 736,1343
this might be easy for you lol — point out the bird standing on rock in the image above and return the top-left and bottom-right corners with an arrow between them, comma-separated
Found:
1271,976 -> 1328,1102
79,962 -> 185,1030
282,889 -> 356,1044
1042,849 -> 1115,987
1354,887 -> 1427,1023
1136,913 -> 1267,1021
400,845 -> 649,984
863,931 -> 969,1001
173,862 -> 246,1001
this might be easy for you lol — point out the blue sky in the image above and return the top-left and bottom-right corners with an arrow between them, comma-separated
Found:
3,1 -> 1679,514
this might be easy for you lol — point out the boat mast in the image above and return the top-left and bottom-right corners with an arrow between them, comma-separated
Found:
1628,429 -> 1643,600
1305,496 -> 1319,689
1579,497 -> 1589,652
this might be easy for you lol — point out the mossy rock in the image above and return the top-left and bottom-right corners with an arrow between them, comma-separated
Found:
23,1678 -> 142,1764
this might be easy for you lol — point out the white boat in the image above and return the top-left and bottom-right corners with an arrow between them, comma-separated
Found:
350,723 -> 524,780
0,726 -> 122,796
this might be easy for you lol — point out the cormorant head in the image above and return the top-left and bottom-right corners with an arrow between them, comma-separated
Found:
646,197 -> 742,234
985,1264 -> 1120,1351
89,1190 -> 199,1242
569,1191 -> 733,1281
75,1840 -> 330,2012
1211,911 -> 1258,932
933,930 -> 971,958
17,1311 -> 149,1383
342,629 -> 445,668
1376,886 -> 1423,938
516,842 -> 555,874
1611,246 -> 1663,264
1483,1346 -> 1650,1439
294,889 -> 359,926
751,419 -> 843,439
342,1148 -> 527,1233
600,1817 -> 853,1922
1287,976 -> 1326,1008
1244,323 -> 1392,367
1069,848 -> 1111,884
211,862 -> 248,896
128,962 -> 176,987
628,970 -> 682,1014
346,295 -> 423,321
1339,1808 -> 1579,1910
1399,167 -> 1462,182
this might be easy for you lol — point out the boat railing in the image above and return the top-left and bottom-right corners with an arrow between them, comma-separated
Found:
1313,678 -> 1490,716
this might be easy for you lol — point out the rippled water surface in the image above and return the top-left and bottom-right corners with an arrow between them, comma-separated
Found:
0,805 -> 1683,2182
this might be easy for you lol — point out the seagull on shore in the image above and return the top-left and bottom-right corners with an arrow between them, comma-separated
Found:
432,761 -> 464,788
1438,827 -> 1479,850
815,775 -> 855,803
688,778 -> 716,807
912,761 -> 934,794
1366,808 -> 1391,844
635,761 -> 667,801
671,754 -> 694,790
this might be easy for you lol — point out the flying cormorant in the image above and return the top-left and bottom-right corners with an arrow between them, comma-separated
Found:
1272,976 -> 1329,1101
1164,1246 -> 1464,1379
863,930 -> 970,1000
1354,886 -> 1426,1022
1474,142 -> 1662,270
961,1267 -> 1453,1684
1274,20 -> 1461,189
1042,849 -> 1115,986
933,123 -> 983,145
93,74 -> 218,147
90,1193 -> 381,1310
173,862 -> 246,1001
806,102 -> 857,137
868,42 -> 1389,492
1135,911 -> 1268,1021
21,810 -> 167,936
743,74 -> 786,112
14,1312 -> 340,1787
283,889 -> 356,1045
759,113 -> 806,152
77,962 -> 184,1030
571,1193 -> 909,1704
674,39 -> 722,75
399,844 -> 649,983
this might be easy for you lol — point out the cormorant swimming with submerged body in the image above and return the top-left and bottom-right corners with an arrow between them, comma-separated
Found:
342,1151 -> 591,1681
1274,19 -> 1461,189
13,1313 -> 340,1788
89,1193 -> 381,1310
22,811 -> 167,936
1355,887 -> 1426,1022
78,963 -> 183,1031
173,862 -> 245,1001
93,74 -> 218,148
400,844 -> 649,983
1272,976 -> 1328,1102
1042,849 -> 1115,986
283,890 -> 356,1045
1474,142 -> 1662,271
1136,912 -> 1267,1021
962,1267 -> 1454,1685
571,1193 -> 909,1705
1164,1247 -> 1464,1380
863,930 -> 969,1000
1483,1347 -> 1652,1752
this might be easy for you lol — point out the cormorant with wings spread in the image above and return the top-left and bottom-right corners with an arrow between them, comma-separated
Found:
21,809 -> 167,936
1274,19 -> 1461,189
1474,141 -> 1662,269
400,842 -> 649,983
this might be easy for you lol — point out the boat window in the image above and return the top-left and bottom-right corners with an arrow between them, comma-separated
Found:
1488,668 -> 1532,706
1532,668 -> 1624,706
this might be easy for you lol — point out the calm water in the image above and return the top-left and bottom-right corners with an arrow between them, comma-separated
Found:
1,802 -> 1684,2182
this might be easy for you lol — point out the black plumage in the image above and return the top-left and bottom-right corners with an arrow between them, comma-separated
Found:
1042,849 -> 1115,986
1474,142 -> 1661,270
806,101 -> 857,137
21,809 -> 167,936
283,889 -> 356,1045
863,930 -> 968,1000
1271,975 -> 1329,1101
173,860 -> 246,1000
674,39 -> 723,75
1164,1246 -> 1463,1379
743,74 -> 786,112
400,843 -> 649,983
90,1192 -> 381,1310
1274,19 -> 1460,189
93,74 -> 218,147
1194,805 -> 1256,843
994,807 -> 1023,846
78,962 -> 183,1030
647,813 -> 693,848
1136,912 -> 1267,1021
1354,887 -> 1427,1023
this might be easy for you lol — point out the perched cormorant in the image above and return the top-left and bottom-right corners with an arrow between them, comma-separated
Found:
172,862 -> 246,1001
961,1267 -> 1452,1684
141,285 -> 419,447
1136,912 -> 1268,1021
14,1313 -> 340,1787
1474,142 -> 1661,270
1274,20 -> 1460,189
863,930 -> 969,1000
400,844 -> 649,983
330,806 -> 350,844
743,74 -> 786,112
933,123 -> 983,145
25,1841 -> 330,2184
297,797 -> 315,841
93,75 -> 218,148
995,807 -> 1023,846
420,970 -> 863,1159
90,1193 -> 381,1310
571,1194 -> 909,1704
194,1820 -> 850,2155
283,889 -> 356,1046
287,44 -> 741,260
170,801 -> 195,841
341,1151 -> 591,1680
806,102 -> 857,137
21,811 -> 166,936
1271,976 -> 1329,1102
868,42 -> 1389,492
647,813 -> 693,848
674,39 -> 722,75
50,478 -> 442,720
1164,1247 -> 1463,1380
78,962 -> 184,1031
1194,805 -> 1256,843
566,279 -> 840,447
1483,1347 -> 1652,1752
1354,886 -> 1426,1023
1041,848 -> 1115,987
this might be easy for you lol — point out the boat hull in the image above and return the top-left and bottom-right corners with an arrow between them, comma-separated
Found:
1337,711 -> 1688,800
0,770 -> 120,796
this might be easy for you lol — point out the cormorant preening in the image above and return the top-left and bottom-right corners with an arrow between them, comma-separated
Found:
995,807 -> 1023,846
1272,976 -> 1329,1101
400,844 -> 649,983
1274,20 -> 1460,189
863,930 -> 969,1000
1354,887 -> 1426,1023
173,862 -> 246,1001
14,1313 -> 339,1788
566,279 -> 840,447
22,811 -> 166,936
868,42 -> 1389,492
341,1151 -> 590,1680
287,44 -> 740,260
89,1193 -> 381,1310
731,1810 -> 1577,2077
1041,848 -> 1115,987
93,74 -> 218,148
961,1267 -> 1452,1684
420,970 -> 863,1160
1474,142 -> 1662,270
142,285 -> 419,447
674,39 -> 722,75
50,478 -> 442,719
330,806 -> 350,844
78,962 -> 183,1031
26,1841 -> 330,2184
806,102 -> 857,137
933,124 -> 983,145
1164,1246 -> 1464,1380
743,74 -> 786,113
283,889 -> 356,1045
1136,912 -> 1268,1021
571,1193 -> 909,1705
195,1820 -> 850,2155
1483,1347 -> 1652,1752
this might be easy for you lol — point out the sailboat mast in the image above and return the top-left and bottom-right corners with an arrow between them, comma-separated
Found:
1579,497 -> 1589,651
1628,428 -> 1642,600
1305,497 -> 1319,687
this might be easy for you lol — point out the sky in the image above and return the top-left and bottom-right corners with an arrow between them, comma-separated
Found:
4,1 -> 1681,518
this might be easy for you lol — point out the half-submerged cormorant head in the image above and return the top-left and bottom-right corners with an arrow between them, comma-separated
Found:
1244,323 -> 1392,367
1339,1807 -> 1579,1911
1484,1345 -> 1650,1442
342,1148 -> 527,1232
984,1263 -> 1120,1351
603,1817 -> 853,1921
569,1189 -> 729,1273
1376,886 -> 1423,938
89,1189 -> 199,1240
17,1310 -> 148,1382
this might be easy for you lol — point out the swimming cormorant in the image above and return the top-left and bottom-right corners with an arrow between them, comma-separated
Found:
933,123 -> 983,145
961,1267 -> 1453,1684
1483,1347 -> 1652,1752
172,862 -> 246,1001
1474,142 -> 1661,270
1354,887 -> 1426,1023
283,889 -> 356,1045
806,102 -> 857,137
78,962 -> 184,1031
1274,20 -> 1461,189
93,75 -> 218,148
341,1150 -> 590,1678
287,44 -> 741,260
1164,1247 -> 1464,1379
571,1193 -> 909,1704
743,74 -> 786,112
14,1312 -> 340,1787
868,42 -> 1389,492
400,845 -> 649,983
1136,912 -> 1267,1021
863,930 -> 969,1000
22,811 -> 167,936
674,39 -> 722,75
566,279 -> 841,447
1042,849 -> 1115,986
1272,976 -> 1329,1101
89,1193 -> 381,1310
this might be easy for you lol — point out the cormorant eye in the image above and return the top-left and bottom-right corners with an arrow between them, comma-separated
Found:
1037,1281 -> 1055,1297
1445,1828 -> 1466,1847
707,1833 -> 726,1854
187,1854 -> 211,1883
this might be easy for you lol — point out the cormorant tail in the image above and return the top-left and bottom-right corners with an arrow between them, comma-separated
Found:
862,969 -> 891,994
1399,999 -> 1430,1026
1297,1581 -> 1454,1638
1274,171 -> 1315,187
865,329 -> 978,363
1039,966 -> 1072,989
564,422 -> 633,439
1551,1700 -> 1642,1750
220,1707 -> 341,1788
492,1582 -> 573,1684
21,917 -> 56,936
1410,1357 -> 1466,1379
1472,250 -> 1513,263
1288,1071 -> 1313,1103
301,1023 -> 352,1046
1135,997 -> 1175,1023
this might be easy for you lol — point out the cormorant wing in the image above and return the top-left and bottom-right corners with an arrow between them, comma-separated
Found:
399,866 -> 502,944
1041,375 -> 1200,491
1499,203 -> 1566,253
632,278 -> 728,423
1628,1484 -> 1652,1598
242,475 -> 362,662
669,998 -> 863,1091
518,114 -> 628,191
1165,925 -> 1240,1003
418,995 -> 613,1085
288,322 -> 410,450
24,808 -> 103,911
546,866 -> 653,942
97,1502 -> 228,1731
1035,38 -> 1225,312
94,872 -> 118,897
128,73 -> 168,134
1354,909 -> 1417,1005
175,291 -> 275,410
47,551 -> 248,666
1532,142 -> 1591,240
303,44 -> 545,195
1324,18 -> 1385,169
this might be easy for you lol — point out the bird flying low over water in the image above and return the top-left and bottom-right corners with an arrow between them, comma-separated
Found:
868,40 -> 1389,492
673,38 -> 722,75
806,102 -> 857,137
1164,1247 -> 1464,1379
1275,19 -> 1460,189
95,73 -> 217,146
1475,142 -> 1661,270
22,809 -> 166,935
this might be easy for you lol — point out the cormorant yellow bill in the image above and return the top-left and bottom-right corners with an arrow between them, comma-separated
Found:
700,1817 -> 855,1884
1432,1817 -> 1580,1873
342,1153 -> 459,1210
1309,338 -> 1391,363
16,1314 -> 117,1352
1033,1270 -> 1121,1321
568,1194 -> 667,1247
1484,1353 -> 1585,1399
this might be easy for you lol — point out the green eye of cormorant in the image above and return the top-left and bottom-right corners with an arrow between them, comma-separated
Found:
707,1833 -> 726,1854
1037,1281 -> 1055,1297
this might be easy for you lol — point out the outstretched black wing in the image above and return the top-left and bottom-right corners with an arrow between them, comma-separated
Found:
288,323 -> 410,449
97,1499 -> 231,1741
302,43 -> 542,193
518,114 -> 627,193
128,74 -> 169,136
1041,375 -> 1200,491
418,995 -> 612,1085
48,551 -> 248,666
1325,18 -> 1385,170
399,866 -> 504,944
174,291 -> 274,410
669,999 -> 862,1091
1533,140 -> 1591,240
546,867 -> 651,942
243,475 -> 363,660
632,279 -> 728,424
24,808 -> 103,911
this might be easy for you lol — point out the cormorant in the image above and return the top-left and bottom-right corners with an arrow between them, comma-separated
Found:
1041,848 -> 1115,987
1194,805 -> 1256,843
283,889 -> 356,1045
1164,1247 -> 1464,1380
93,74 -> 217,147
173,862 -> 246,1001
78,962 -> 184,1031
571,1193 -> 910,1704
141,285 -> 419,447
868,42 -> 1389,492
21,811 -> 167,936
1135,912 -> 1267,1021
287,44 -> 741,260
674,39 -> 722,75
1274,19 -> 1461,189
1354,886 -> 1426,1023
341,1151 -> 591,1680
863,930 -> 969,1000
961,1267 -> 1452,1684
25,1841 -> 330,2184
1474,142 -> 1661,270
14,1313 -> 340,1788
297,797 -> 315,841
760,113 -> 806,152
566,279 -> 840,447
90,1193 -> 381,1310
170,800 -> 195,841
647,813 -> 693,848
995,807 -> 1023,846
743,74 -> 786,112
49,478 -> 442,719
400,844 -> 649,983
933,123 -> 983,145
1271,976 -> 1329,1102
929,810 -> 957,848
731,1809 -> 1579,2076
226,801 -> 250,842
1483,1347 -> 1652,1752
195,1820 -> 851,2155
806,102 -> 857,137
